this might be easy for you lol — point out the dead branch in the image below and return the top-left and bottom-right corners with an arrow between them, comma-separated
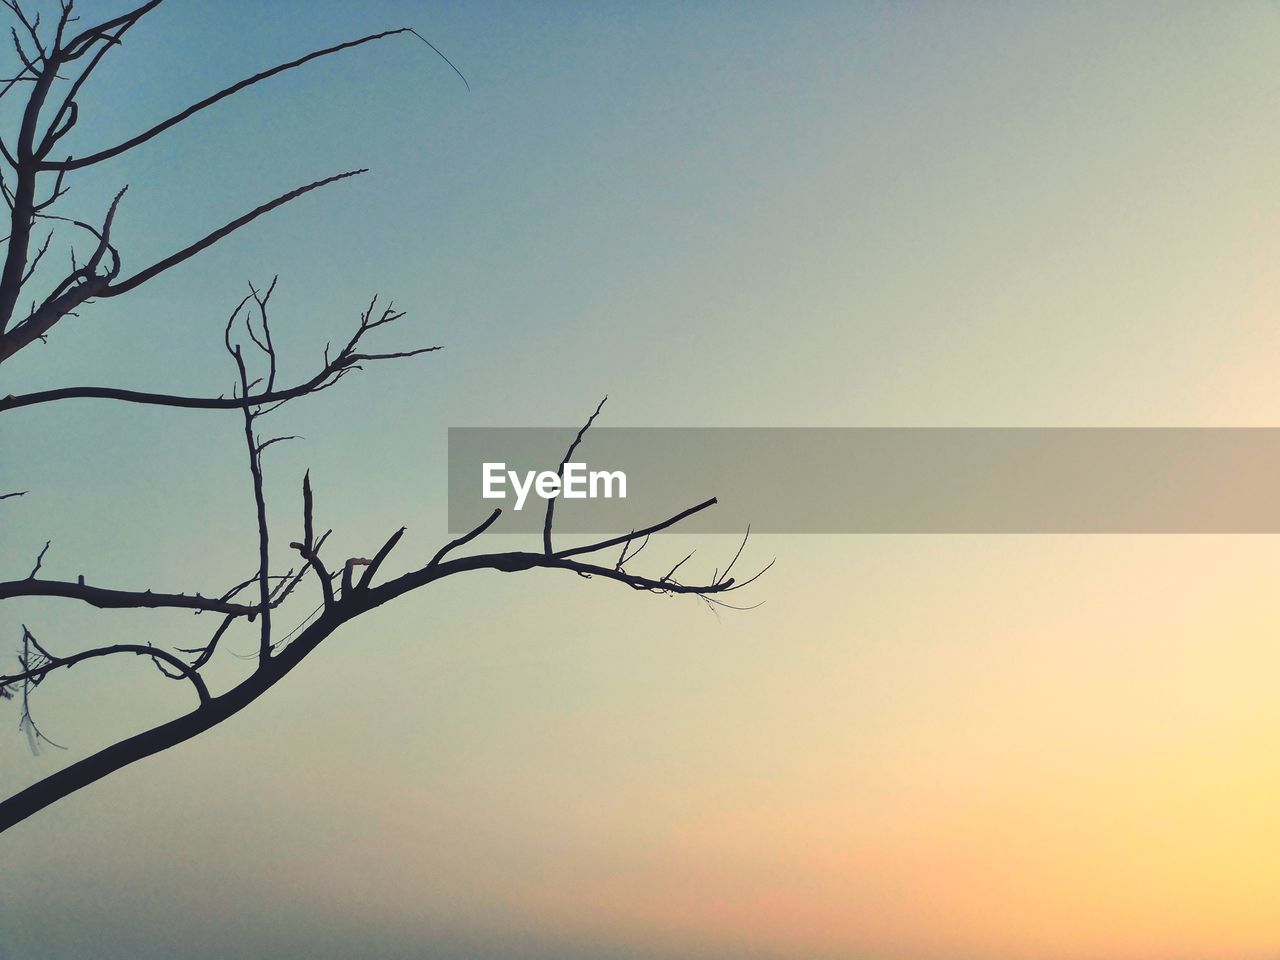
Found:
0,4 -> 766,840
0,294 -> 441,411
543,396 -> 607,555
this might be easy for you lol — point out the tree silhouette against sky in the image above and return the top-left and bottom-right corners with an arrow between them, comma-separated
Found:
0,0 -> 763,834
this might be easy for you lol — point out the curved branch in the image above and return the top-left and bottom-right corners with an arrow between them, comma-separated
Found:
0,577 -> 263,615
41,3 -> 159,152
426,508 -> 502,570
0,358 -> 413,411
61,1 -> 165,60
99,170 -> 365,298
361,498 -> 744,615
0,317 -> 440,413
0,642 -> 209,704
369,548 -> 739,609
41,28 -> 428,172
544,396 -> 607,555
0,186 -> 126,361
0,486 -> 765,835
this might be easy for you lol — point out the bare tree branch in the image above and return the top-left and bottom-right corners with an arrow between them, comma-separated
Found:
355,527 -> 406,592
0,634 -> 210,705
40,28 -> 446,172
223,307 -> 274,661
26,538 -> 49,577
0,4 -> 764,840
427,508 -> 502,570
289,472 -> 334,608
0,488 -> 761,833
0,578 -> 266,616
0,185 -> 125,360
103,170 -> 367,299
552,497 -> 720,561
543,396 -> 607,555
0,292 -> 440,411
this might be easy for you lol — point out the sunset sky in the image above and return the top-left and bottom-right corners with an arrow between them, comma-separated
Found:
4,2 -> 1280,958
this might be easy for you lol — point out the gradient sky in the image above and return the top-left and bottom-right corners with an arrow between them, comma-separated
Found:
4,2 -> 1280,958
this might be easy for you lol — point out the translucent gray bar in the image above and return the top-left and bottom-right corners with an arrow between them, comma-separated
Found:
447,428 -> 1280,534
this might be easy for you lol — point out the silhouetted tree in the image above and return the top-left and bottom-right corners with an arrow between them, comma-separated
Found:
0,1 -> 763,833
